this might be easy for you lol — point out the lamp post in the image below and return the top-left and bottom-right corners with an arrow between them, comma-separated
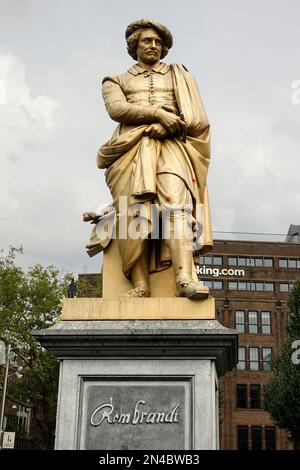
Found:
0,343 -> 11,449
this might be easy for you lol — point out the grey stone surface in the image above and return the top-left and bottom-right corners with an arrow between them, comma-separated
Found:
55,359 -> 217,450
33,319 -> 237,377
38,318 -> 232,333
33,318 -> 237,450
79,379 -> 191,450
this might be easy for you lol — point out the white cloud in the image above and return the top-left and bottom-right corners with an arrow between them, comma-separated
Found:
0,52 -> 58,155
0,52 -> 59,221
0,51 -> 107,273
210,104 -> 300,237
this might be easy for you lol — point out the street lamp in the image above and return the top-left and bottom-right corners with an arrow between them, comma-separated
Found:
0,342 -> 11,449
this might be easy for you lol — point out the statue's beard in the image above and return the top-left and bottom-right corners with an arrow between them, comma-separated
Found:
142,51 -> 160,65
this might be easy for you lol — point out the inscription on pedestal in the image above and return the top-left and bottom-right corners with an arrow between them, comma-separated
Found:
78,378 -> 192,450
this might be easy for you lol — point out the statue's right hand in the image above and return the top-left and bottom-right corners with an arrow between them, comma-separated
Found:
144,123 -> 168,140
155,108 -> 186,136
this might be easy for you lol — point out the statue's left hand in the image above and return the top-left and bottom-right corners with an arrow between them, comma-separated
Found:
144,123 -> 168,140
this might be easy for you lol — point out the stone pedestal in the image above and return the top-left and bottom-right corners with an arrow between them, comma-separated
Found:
33,301 -> 237,450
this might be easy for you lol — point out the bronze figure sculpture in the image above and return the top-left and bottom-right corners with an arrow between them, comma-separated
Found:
87,19 -> 213,299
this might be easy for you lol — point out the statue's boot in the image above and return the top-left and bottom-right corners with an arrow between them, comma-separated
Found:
165,223 -> 209,299
121,284 -> 151,298
176,276 -> 209,299
122,243 -> 151,298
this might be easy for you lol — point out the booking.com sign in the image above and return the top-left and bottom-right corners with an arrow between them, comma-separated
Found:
196,265 -> 245,277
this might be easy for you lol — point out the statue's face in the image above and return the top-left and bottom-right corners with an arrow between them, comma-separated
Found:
136,28 -> 163,64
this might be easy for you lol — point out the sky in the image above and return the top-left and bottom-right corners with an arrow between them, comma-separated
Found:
0,0 -> 299,275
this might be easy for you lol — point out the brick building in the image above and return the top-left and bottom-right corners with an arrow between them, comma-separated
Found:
199,225 -> 300,450
78,225 -> 300,450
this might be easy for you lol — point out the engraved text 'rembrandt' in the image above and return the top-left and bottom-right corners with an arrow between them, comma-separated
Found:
90,398 -> 180,426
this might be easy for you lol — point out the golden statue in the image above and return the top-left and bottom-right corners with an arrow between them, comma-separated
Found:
85,19 -> 213,299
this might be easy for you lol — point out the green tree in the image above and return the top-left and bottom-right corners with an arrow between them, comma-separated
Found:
264,281 -> 300,449
0,247 -> 70,449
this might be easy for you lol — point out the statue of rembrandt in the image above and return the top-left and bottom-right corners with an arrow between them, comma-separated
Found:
85,19 -> 213,299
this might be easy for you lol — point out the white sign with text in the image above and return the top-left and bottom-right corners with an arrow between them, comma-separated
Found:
2,431 -> 15,449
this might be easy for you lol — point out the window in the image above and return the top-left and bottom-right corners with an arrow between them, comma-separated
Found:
229,281 -> 238,290
255,282 -> 264,292
213,280 -> 223,289
261,311 -> 271,334
236,384 -> 247,408
279,259 -> 288,268
237,384 -> 262,409
251,426 -> 262,450
202,279 -> 223,289
237,347 -> 246,370
228,257 -> 237,266
262,348 -> 272,371
264,258 -> 273,268
237,426 -> 249,450
235,310 -> 272,334
228,256 -> 273,267
228,281 -> 274,292
280,283 -> 288,292
203,280 -> 212,289
236,347 -> 273,371
247,258 -> 256,267
280,283 -> 293,292
17,415 -> 28,434
249,347 -> 259,370
248,311 -> 258,333
288,259 -> 297,268
265,427 -> 276,450
237,425 -> 276,450
250,384 -> 261,409
199,255 -> 223,265
279,258 -> 300,269
5,415 -> 18,431
264,282 -> 274,292
235,310 -> 245,333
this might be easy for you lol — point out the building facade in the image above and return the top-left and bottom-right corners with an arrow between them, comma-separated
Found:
199,233 -> 299,450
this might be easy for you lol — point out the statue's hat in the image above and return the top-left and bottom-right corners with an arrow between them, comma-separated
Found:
125,19 -> 173,49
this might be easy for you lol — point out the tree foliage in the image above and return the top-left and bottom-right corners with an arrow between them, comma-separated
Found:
0,247 -> 70,449
264,281 -> 300,449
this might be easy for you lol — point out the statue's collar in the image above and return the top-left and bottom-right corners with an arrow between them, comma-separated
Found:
128,62 -> 170,76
